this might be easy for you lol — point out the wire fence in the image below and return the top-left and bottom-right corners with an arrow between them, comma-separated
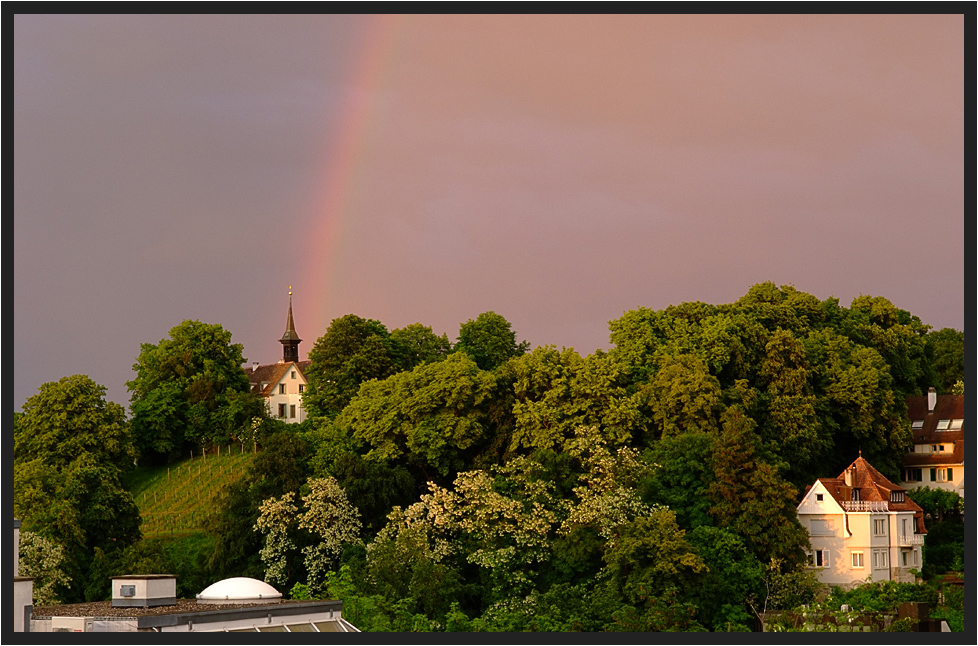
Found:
137,445 -> 256,537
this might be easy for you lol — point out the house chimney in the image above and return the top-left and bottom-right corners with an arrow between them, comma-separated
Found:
253,362 -> 259,372
928,387 -> 937,413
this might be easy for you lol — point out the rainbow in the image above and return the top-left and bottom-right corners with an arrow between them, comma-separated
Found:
301,14 -> 404,336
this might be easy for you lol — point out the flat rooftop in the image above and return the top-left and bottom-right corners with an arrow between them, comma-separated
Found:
32,598 -> 336,619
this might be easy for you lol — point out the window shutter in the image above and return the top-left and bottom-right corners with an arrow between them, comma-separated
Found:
823,550 -> 829,568
930,468 -> 937,482
947,468 -> 953,480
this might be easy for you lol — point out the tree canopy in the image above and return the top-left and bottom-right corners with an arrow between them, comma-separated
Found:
15,375 -> 142,603
455,311 -> 530,371
303,315 -> 405,418
127,320 -> 261,461
19,283 -> 964,630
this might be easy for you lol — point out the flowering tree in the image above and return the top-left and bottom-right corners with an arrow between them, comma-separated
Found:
254,492 -> 299,589
560,426 -> 659,547
19,531 -> 72,606
254,477 -> 362,594
298,477 -> 363,593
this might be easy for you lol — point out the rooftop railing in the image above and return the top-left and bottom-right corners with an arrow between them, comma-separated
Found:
840,500 -> 889,513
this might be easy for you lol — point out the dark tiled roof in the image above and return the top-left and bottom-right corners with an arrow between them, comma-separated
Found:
904,393 -> 964,467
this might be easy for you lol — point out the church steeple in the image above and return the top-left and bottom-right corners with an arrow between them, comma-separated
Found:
280,286 -> 302,363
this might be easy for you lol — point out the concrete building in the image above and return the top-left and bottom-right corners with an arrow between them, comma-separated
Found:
797,456 -> 927,587
28,575 -> 358,633
902,389 -> 964,499
243,289 -> 310,424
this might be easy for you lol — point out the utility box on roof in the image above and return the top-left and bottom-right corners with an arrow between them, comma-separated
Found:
111,575 -> 177,608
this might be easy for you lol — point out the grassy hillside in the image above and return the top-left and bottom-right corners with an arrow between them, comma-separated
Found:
129,446 -> 255,538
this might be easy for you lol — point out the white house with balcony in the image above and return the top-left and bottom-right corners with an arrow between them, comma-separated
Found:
797,456 -> 926,587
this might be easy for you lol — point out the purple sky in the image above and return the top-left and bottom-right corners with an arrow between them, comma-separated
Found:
14,14 -> 965,411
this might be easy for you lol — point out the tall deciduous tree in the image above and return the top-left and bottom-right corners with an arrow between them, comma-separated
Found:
926,327 -> 964,394
455,311 -> 529,371
303,315 -> 403,418
14,376 -> 141,602
337,352 -> 497,476
390,323 -> 453,369
127,320 -> 260,460
603,508 -> 707,605
503,347 -> 645,453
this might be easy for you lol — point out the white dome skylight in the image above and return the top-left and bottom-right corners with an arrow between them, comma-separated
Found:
196,577 -> 282,604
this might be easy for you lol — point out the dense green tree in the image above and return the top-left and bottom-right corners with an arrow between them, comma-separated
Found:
926,327 -> 964,394
15,374 -> 135,472
685,526 -> 765,631
707,407 -> 809,566
362,508 -> 469,621
206,431 -> 311,580
644,353 -> 722,439
127,320 -> 261,461
303,315 -> 403,418
455,311 -> 530,371
14,376 -> 142,602
841,295 -> 932,396
755,328 -> 826,483
337,353 -> 497,477
603,509 -> 707,605
806,327 -> 910,481
390,323 -> 453,369
639,432 -> 716,530
328,452 -> 419,534
503,347 -> 645,452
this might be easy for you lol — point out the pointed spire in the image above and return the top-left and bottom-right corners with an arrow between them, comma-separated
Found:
280,286 -> 301,362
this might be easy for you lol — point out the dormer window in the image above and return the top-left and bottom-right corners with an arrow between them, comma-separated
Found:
851,488 -> 860,501
890,491 -> 905,503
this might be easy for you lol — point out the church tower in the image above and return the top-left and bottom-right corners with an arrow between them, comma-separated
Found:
280,287 -> 302,363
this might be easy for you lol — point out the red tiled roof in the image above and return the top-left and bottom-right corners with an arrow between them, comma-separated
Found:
812,456 -> 927,533
243,361 -> 310,396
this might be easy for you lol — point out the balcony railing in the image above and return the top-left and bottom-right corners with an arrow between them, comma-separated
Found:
898,534 -> 925,546
840,500 -> 889,513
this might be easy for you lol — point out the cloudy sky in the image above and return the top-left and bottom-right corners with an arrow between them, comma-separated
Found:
14,14 -> 965,410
